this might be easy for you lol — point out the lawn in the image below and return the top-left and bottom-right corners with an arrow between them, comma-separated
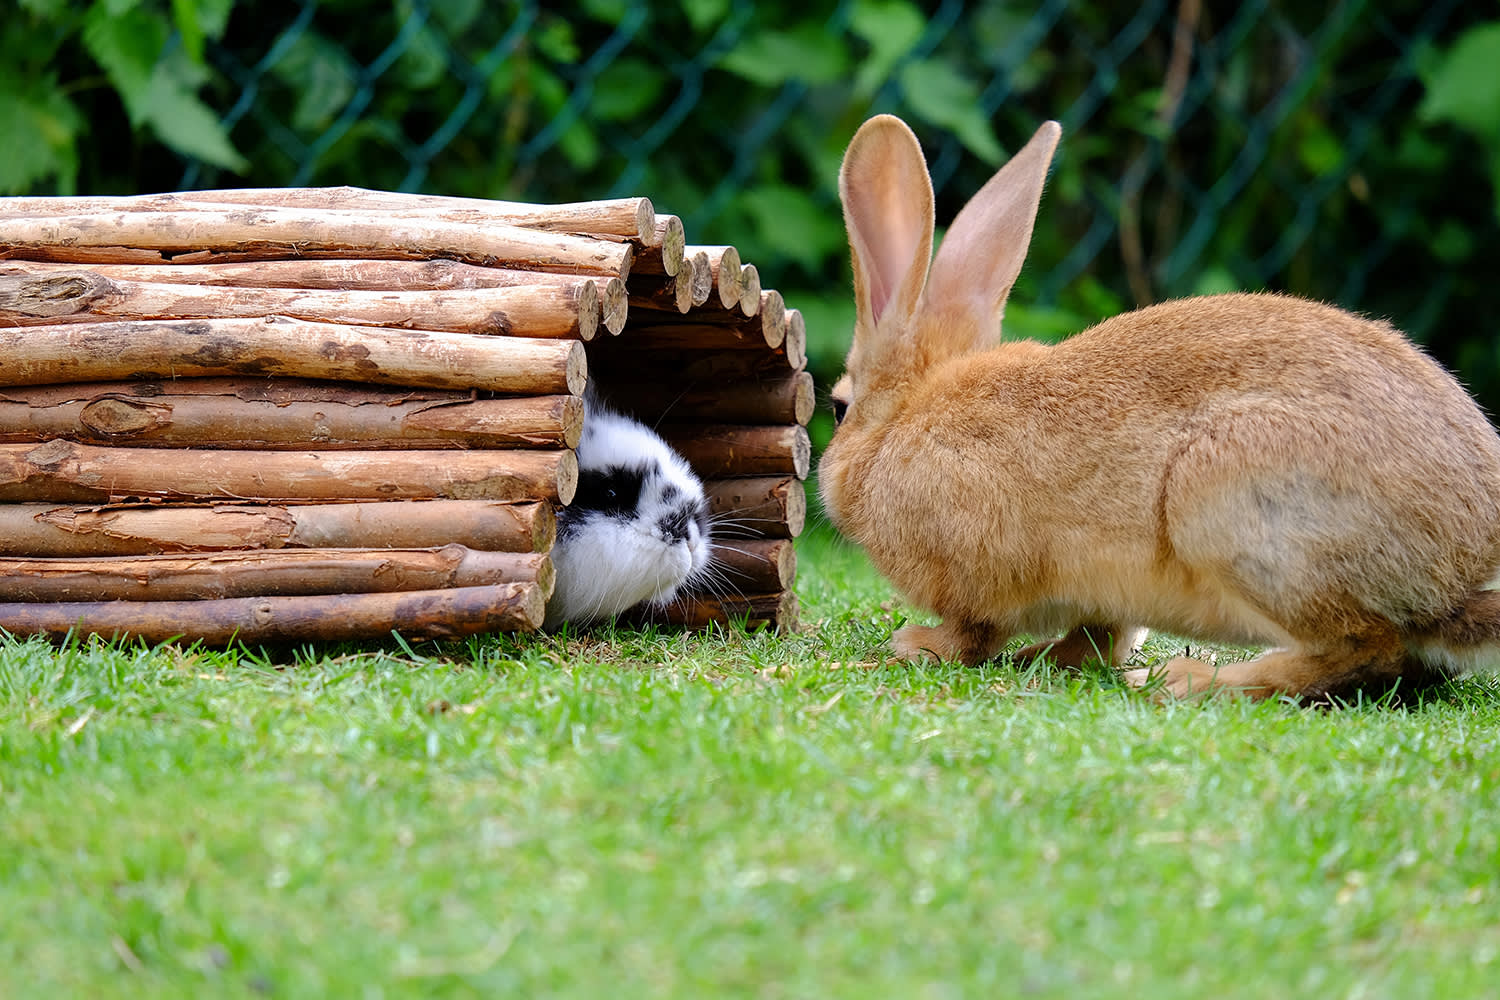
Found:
3,523 -> 1499,998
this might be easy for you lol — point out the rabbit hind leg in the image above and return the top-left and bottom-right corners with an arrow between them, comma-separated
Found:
1124,615 -> 1444,703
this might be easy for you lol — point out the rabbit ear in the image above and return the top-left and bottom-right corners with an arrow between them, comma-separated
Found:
839,115 -> 935,331
922,121 -> 1060,350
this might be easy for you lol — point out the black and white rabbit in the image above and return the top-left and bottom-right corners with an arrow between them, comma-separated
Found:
544,389 -> 714,628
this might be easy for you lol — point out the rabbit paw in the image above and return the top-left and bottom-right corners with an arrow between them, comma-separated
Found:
1123,656 -> 1232,700
891,620 -> 1003,666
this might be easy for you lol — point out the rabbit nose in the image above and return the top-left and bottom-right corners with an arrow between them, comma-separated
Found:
658,504 -> 695,542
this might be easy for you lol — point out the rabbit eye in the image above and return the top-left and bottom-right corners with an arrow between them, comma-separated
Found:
832,398 -> 849,425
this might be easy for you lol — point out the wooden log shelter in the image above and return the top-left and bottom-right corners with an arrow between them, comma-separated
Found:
0,188 -> 808,644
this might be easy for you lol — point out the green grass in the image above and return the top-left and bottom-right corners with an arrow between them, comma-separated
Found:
4,525 -> 1500,998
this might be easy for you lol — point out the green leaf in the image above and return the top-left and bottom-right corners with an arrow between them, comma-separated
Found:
534,19 -> 580,64
138,58 -> 248,171
170,0 -> 203,62
270,33 -> 357,132
849,0 -> 925,98
591,57 -> 666,121
898,59 -> 1003,163
579,0 -> 629,25
680,0 -> 729,33
557,120 -> 600,170
194,0 -> 235,39
718,26 -> 850,87
1419,23 -> 1500,138
81,2 -> 169,124
1295,119 -> 1344,176
431,0 -> 483,35
395,25 -> 449,90
18,0 -> 74,17
0,84 -> 84,193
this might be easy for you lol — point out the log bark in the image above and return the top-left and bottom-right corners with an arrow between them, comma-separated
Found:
709,539 -> 796,593
0,441 -> 578,504
0,316 -> 588,394
0,582 -> 546,644
662,424 -> 811,480
703,477 -> 805,539
0,385 -> 583,450
0,209 -> 632,278
0,546 -> 552,602
0,260 -> 629,335
0,191 -> 659,245
0,270 -> 600,340
599,371 -> 814,426
0,500 -> 555,556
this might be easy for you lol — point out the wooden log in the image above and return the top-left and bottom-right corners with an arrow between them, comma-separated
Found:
0,209 -> 632,278
0,260 -> 631,336
0,316 -> 587,394
738,264 -> 762,315
628,590 -> 797,631
0,270 -> 601,340
600,371 -> 814,426
689,245 -> 742,309
0,191 -> 660,246
626,216 -> 685,277
709,539 -> 796,593
0,500 -> 555,556
0,582 -> 546,644
703,476 -> 805,539
0,441 -> 579,504
0,385 -> 583,450
686,250 -> 712,307
0,547 -> 552,602
662,423 -> 810,481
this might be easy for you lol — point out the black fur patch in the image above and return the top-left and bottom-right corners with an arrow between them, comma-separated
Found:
558,464 -> 647,538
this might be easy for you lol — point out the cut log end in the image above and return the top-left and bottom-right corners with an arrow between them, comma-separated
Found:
758,289 -> 787,348
633,198 -> 659,245
711,246 -> 743,309
792,371 -> 815,426
564,339 -> 588,396
658,216 -> 686,276
738,264 -> 762,316
576,277 -> 599,341
599,277 -> 629,335
784,309 -> 808,372
687,251 -> 712,307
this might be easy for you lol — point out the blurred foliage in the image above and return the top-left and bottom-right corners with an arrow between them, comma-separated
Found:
4,0 -> 1500,411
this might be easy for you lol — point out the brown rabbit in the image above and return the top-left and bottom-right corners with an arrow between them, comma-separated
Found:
820,113 -> 1500,701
